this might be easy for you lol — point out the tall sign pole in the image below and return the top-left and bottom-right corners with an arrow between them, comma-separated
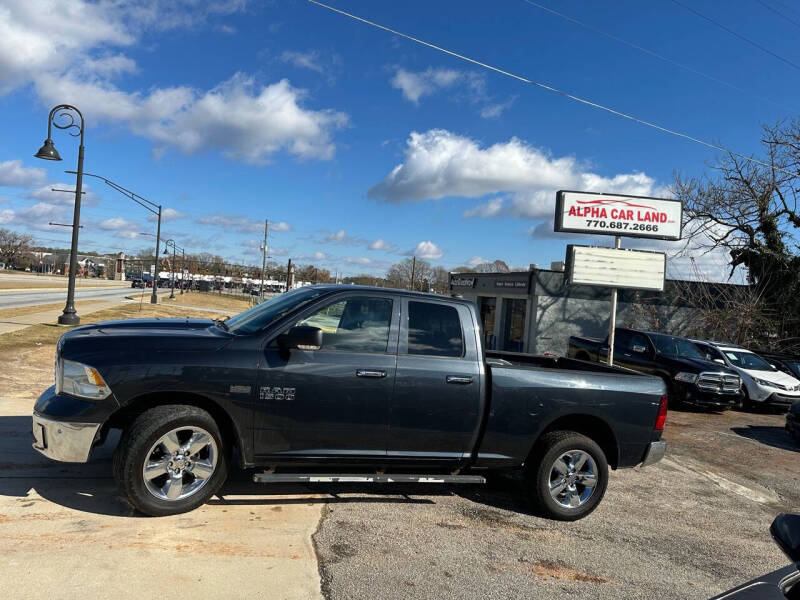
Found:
151,205 -> 161,304
260,219 -> 268,302
555,190 -> 681,367
606,236 -> 621,366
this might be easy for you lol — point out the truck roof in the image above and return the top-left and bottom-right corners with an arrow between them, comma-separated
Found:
302,284 -> 474,305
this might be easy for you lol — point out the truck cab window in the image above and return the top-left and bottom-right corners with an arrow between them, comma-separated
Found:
406,301 -> 463,357
297,296 -> 392,352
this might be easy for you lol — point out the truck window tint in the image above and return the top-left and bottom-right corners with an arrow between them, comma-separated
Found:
613,330 -> 631,351
407,301 -> 463,357
297,297 -> 392,352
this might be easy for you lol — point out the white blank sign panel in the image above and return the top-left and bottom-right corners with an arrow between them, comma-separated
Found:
567,246 -> 666,291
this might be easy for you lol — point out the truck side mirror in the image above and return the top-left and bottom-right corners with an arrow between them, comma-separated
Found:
277,326 -> 323,351
714,358 -> 725,365
770,513 -> 800,563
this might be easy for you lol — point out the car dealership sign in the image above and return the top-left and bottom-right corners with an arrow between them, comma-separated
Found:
555,190 -> 682,241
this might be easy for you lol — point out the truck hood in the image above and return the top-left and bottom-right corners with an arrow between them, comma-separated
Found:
657,354 -> 737,375
60,318 -> 232,356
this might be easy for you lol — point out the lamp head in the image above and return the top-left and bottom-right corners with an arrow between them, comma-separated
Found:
34,138 -> 61,161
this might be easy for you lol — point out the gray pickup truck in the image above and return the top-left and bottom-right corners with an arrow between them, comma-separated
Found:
33,285 -> 667,519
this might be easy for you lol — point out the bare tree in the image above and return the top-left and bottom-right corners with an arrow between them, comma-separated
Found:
675,119 -> 800,350
386,258 -> 433,290
0,228 -> 33,267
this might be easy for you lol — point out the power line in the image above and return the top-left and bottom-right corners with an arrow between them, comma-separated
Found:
308,0 -> 794,177
522,0 -> 792,112
755,0 -> 800,30
669,0 -> 800,72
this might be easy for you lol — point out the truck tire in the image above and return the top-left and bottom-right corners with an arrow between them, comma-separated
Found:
113,405 -> 228,517
524,431 -> 608,521
735,389 -> 753,412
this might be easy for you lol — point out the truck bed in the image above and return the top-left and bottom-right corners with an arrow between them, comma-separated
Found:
476,350 -> 665,470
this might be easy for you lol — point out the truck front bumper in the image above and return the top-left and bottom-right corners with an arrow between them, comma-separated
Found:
32,412 -> 101,463
641,440 -> 667,467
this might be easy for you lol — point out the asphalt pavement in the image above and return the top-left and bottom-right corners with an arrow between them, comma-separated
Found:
0,286 -> 133,309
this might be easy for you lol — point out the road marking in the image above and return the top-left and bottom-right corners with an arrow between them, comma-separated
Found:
661,457 -> 780,506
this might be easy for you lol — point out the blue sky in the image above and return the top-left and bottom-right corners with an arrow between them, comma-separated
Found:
1,0 -> 797,278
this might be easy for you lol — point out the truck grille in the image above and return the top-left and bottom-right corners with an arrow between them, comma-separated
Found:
697,372 -> 740,394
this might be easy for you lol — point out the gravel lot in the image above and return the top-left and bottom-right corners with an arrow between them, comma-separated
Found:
312,407 -> 799,600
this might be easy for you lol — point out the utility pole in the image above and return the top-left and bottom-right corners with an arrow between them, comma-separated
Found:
410,256 -> 416,291
260,219 -> 268,302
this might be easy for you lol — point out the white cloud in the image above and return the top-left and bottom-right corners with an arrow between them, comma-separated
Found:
196,213 -> 289,234
0,160 -> 46,187
368,238 -> 396,251
390,67 -> 464,104
147,207 -> 185,222
26,183 -> 98,206
321,229 -> 364,245
98,217 -> 136,230
35,73 -> 348,164
313,251 -> 327,260
270,221 -> 291,232
281,50 -> 324,74
344,256 -> 373,265
0,208 -> 14,224
468,256 -> 486,267
480,97 -> 515,119
1,1 -> 347,164
406,241 -> 444,260
371,130 -> 661,224
462,197 -> 504,218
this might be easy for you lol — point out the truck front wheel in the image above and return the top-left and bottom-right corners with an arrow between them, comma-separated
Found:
524,431 -> 608,521
113,405 -> 229,516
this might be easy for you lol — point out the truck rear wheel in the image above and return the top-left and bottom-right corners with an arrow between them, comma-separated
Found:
113,405 -> 228,517
524,431 -> 608,521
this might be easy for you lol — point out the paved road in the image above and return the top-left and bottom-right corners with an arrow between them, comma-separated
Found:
0,287 -> 133,309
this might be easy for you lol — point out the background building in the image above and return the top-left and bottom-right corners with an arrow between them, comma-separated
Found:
450,266 -> 722,356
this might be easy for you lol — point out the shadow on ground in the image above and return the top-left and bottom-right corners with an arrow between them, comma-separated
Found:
0,415 -> 534,518
730,424 -> 799,453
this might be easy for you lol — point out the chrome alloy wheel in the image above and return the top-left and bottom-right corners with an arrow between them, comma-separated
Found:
143,426 -> 218,502
548,450 -> 598,509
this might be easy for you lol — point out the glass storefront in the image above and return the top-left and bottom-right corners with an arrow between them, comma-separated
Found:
478,297 -> 497,350
503,298 -> 526,352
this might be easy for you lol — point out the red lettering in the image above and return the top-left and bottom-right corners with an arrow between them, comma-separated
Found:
568,206 -> 578,217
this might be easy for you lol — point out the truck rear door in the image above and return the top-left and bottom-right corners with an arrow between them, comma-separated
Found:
388,298 -> 483,463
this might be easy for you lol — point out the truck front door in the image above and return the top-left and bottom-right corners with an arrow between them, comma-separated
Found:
389,299 -> 483,463
254,293 -> 399,460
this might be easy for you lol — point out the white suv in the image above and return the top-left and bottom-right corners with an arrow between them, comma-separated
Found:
693,341 -> 800,410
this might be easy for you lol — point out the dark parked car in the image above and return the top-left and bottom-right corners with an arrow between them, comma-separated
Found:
32,286 -> 667,519
568,328 -> 742,409
762,353 -> 800,379
787,401 -> 800,445
130,278 -> 144,288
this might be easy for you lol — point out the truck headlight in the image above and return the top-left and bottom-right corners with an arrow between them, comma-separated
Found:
57,358 -> 111,400
674,372 -> 698,383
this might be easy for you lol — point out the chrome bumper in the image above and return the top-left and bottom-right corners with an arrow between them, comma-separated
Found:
641,440 -> 667,467
32,412 -> 101,463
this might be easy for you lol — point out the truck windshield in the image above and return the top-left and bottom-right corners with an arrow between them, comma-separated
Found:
225,287 -> 327,335
649,334 -> 704,359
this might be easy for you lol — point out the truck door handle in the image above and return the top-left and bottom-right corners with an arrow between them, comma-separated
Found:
446,376 -> 473,385
356,369 -> 386,378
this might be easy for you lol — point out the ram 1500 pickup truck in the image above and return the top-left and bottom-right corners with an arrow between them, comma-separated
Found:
33,286 -> 667,519
568,327 -> 742,409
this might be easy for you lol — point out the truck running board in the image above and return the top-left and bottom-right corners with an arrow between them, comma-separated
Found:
252,472 -> 486,484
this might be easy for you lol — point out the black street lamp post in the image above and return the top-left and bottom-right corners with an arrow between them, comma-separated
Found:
75,172 -> 162,304
35,105 -> 85,325
164,239 -> 178,299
